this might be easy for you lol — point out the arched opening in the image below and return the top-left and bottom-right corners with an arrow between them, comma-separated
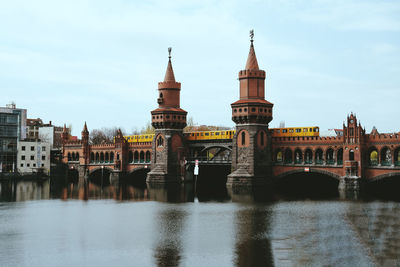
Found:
368,148 -> 378,166
100,152 -> 104,163
260,131 -> 265,146
95,152 -> 99,163
157,135 -> 164,147
71,152 -> 76,161
380,147 -> 391,166
139,151 -> 145,163
276,172 -> 339,199
337,148 -> 343,165
241,131 -> 246,146
88,168 -> 112,187
110,152 -> 114,163
128,151 -> 133,163
145,151 -> 151,163
76,153 -> 79,161
284,148 -> 293,164
123,168 -> 151,188
67,168 -> 79,184
134,151 -> 139,163
294,149 -> 303,164
90,152 -> 94,163
315,148 -> 323,164
395,147 -> 400,166
305,149 -> 313,164
349,150 -> 355,161
67,152 -> 72,161
366,174 -> 400,201
326,148 -> 334,165
105,152 -> 109,163
275,150 -> 283,163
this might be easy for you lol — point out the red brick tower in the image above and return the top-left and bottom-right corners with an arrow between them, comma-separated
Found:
81,122 -> 89,166
227,30 -> 274,187
147,48 -> 187,183
342,113 -> 365,177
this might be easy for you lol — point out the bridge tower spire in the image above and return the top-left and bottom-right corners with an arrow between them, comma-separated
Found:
147,48 -> 188,184
227,30 -> 274,188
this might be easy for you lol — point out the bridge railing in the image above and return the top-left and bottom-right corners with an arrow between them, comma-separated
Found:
186,157 -> 231,164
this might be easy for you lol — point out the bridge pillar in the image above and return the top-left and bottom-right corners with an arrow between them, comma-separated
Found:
227,32 -> 273,188
146,48 -> 187,184
338,177 -> 362,199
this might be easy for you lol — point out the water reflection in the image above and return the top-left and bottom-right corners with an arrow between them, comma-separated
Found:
0,180 -> 50,202
234,206 -> 274,266
152,207 -> 187,267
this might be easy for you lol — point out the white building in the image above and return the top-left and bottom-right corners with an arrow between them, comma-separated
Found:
17,140 -> 51,175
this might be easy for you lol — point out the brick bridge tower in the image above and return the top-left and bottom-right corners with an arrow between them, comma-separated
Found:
147,48 -> 187,183
227,30 -> 274,187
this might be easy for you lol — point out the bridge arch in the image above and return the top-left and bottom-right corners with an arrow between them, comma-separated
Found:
125,167 -> 150,185
276,168 -> 341,181
369,172 -> 400,182
89,166 -> 114,175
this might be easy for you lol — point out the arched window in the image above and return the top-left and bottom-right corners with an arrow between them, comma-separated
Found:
95,152 -> 99,163
76,153 -> 79,161
146,151 -> 151,163
100,152 -> 104,163
67,152 -> 71,161
284,148 -> 293,164
90,152 -> 94,163
105,152 -> 109,163
134,151 -> 139,163
380,147 -> 391,166
110,152 -> 114,163
326,148 -> 334,165
241,131 -> 246,146
260,131 -> 264,146
369,148 -> 378,166
276,150 -> 283,162
349,150 -> 355,161
71,152 -> 75,161
337,148 -> 343,165
315,149 -> 323,164
129,151 -> 133,163
305,149 -> 313,164
140,151 -> 145,163
294,149 -> 302,164
157,135 -> 164,147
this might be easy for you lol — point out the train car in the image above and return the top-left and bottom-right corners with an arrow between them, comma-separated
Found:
184,130 -> 235,141
124,134 -> 154,143
270,126 -> 319,137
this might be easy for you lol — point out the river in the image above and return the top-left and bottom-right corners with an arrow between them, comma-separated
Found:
0,178 -> 399,266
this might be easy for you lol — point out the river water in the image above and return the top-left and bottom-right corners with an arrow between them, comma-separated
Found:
1,178 -> 400,267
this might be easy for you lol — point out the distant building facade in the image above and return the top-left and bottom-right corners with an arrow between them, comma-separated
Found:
17,140 -> 51,175
0,103 -> 27,172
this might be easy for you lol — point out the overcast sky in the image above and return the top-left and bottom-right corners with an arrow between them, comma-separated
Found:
1,0 -> 399,136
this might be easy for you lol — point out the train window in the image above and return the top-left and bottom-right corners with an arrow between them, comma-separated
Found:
201,133 -> 203,136
282,129 -> 287,133
211,132 -> 214,136
196,133 -> 199,136
216,132 -> 220,136
303,128 -> 307,132
289,129 -> 294,133
270,130 -> 274,133
314,128 -> 319,132
191,133 -> 194,136
205,133 -> 209,136
310,128 -> 312,132
296,129 -> 301,133
276,129 -> 280,133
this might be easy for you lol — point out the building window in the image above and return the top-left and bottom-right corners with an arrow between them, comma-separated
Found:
31,146 -> 34,151
31,155 -> 34,160
21,155 -> 25,160
20,163 -> 23,167
22,146 -> 25,151
33,163 -> 36,167
27,163 -> 30,167
41,164 -> 44,167
241,131 -> 246,146
42,156 -> 45,160
42,146 -> 46,151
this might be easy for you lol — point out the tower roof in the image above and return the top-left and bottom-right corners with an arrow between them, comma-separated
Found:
245,30 -> 259,70
163,47 -> 176,82
82,121 -> 88,133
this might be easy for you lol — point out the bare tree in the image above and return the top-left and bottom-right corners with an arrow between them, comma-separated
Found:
90,127 -> 125,144
141,121 -> 155,134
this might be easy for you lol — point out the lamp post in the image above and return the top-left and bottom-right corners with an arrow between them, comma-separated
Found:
101,165 -> 104,197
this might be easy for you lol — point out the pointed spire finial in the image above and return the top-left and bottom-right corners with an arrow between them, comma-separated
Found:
245,29 -> 259,70
168,47 -> 172,60
250,29 -> 254,43
163,47 -> 176,82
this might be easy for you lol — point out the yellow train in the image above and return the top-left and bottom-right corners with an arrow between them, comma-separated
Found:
125,134 -> 154,143
270,126 -> 319,137
122,126 -> 319,143
183,130 -> 235,141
